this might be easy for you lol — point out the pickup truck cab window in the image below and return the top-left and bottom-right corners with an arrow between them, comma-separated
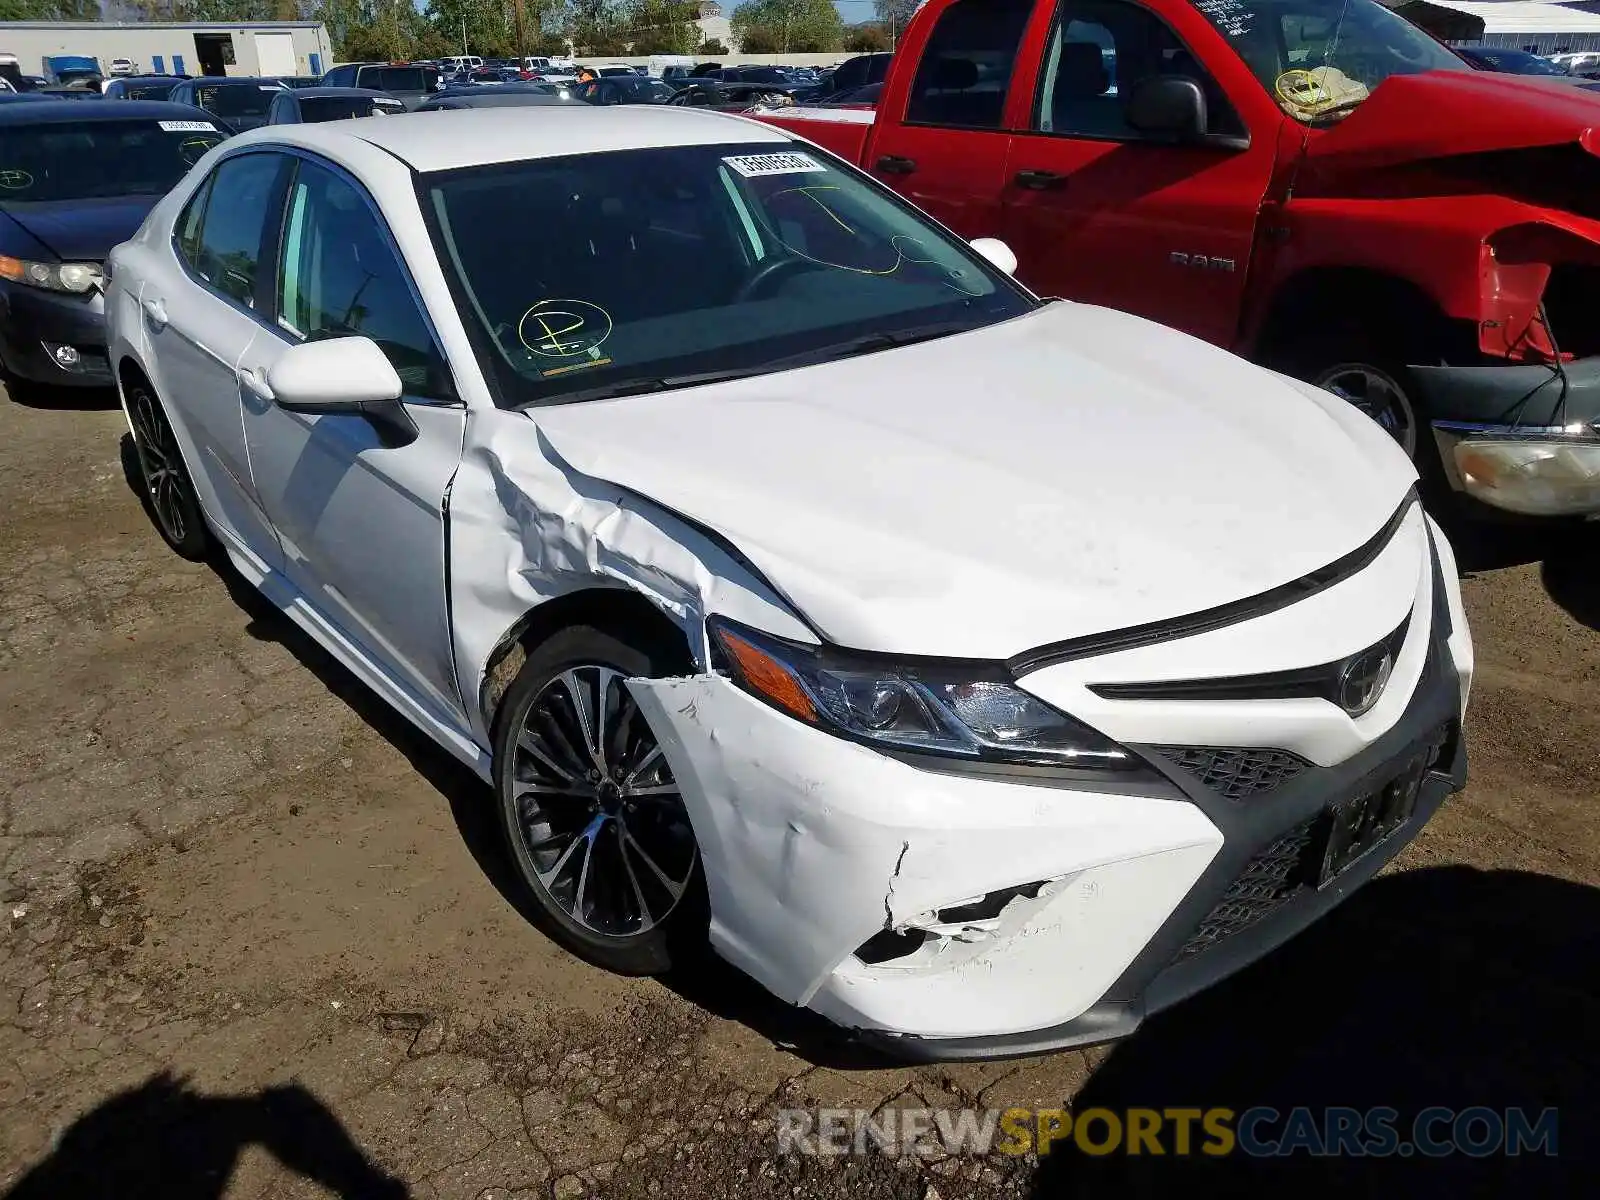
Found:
1035,1 -> 1245,139
1188,0 -> 1465,121
905,0 -> 1034,129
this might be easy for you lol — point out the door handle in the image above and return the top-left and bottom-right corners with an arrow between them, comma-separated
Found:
1013,169 -> 1067,190
874,154 -> 917,175
142,297 -> 167,329
238,367 -> 273,401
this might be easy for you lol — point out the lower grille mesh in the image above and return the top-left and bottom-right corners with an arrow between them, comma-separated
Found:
1151,746 -> 1310,800
1175,816 -> 1318,958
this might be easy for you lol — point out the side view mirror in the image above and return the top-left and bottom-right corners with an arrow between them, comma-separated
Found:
1125,75 -> 1207,142
267,336 -> 417,445
970,237 -> 1018,276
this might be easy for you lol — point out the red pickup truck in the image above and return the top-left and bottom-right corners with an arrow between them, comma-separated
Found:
759,0 -> 1600,519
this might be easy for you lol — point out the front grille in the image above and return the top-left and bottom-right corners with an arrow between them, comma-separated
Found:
1175,815 -> 1319,958
1150,746 -> 1310,800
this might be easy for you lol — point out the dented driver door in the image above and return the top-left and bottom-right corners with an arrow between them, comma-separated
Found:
998,0 -> 1275,347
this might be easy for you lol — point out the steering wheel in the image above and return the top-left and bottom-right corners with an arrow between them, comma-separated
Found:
734,255 -> 819,301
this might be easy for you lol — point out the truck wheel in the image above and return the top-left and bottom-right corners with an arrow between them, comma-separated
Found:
1267,334 -> 1447,489
492,624 -> 707,976
1310,361 -> 1421,460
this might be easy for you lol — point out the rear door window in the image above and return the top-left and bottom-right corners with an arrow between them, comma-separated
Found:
184,152 -> 287,307
906,0 -> 1034,129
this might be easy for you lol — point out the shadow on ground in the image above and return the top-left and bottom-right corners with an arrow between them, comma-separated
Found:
1441,505 -> 1600,632
1,1073 -> 407,1199
1,378 -> 119,412
1029,865 -> 1599,1198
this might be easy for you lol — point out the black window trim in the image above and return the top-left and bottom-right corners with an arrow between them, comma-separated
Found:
1026,0 -> 1252,150
258,146 -> 461,407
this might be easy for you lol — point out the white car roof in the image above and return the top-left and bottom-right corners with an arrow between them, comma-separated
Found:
234,105 -> 793,173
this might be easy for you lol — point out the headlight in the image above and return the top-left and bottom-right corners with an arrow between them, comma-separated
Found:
1451,430 -> 1600,516
708,618 -> 1143,772
0,255 -> 102,294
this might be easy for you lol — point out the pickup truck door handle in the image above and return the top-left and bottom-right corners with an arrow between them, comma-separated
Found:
1013,169 -> 1067,190
141,297 -> 167,329
875,154 -> 917,175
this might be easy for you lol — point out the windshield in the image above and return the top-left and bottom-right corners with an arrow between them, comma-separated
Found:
1188,0 -> 1466,121
361,66 -> 430,91
0,119 -> 226,202
124,82 -> 177,100
617,78 -> 675,101
1470,48 -> 1568,75
195,82 -> 282,118
301,96 -> 402,121
424,141 -> 1033,407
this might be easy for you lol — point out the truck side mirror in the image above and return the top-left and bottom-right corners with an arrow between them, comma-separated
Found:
1125,76 -> 1207,142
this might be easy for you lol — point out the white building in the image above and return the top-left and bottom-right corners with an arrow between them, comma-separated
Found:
1432,0 -> 1600,52
695,1 -> 734,51
0,20 -> 334,80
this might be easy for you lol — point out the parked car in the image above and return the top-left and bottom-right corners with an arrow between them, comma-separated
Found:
106,106 -> 1471,1060
267,87 -> 405,124
756,0 -> 1600,520
0,99 -> 227,391
0,91 -> 52,104
318,62 -> 440,109
102,74 -> 189,101
667,81 -> 794,111
1455,47 -> 1580,77
573,76 -> 676,106
167,76 -> 287,131
415,85 -> 573,112
794,53 -> 891,103
107,58 -> 137,77
273,75 -> 326,90
819,82 -> 882,107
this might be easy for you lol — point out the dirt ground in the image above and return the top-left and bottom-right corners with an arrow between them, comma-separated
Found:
1,383 -> 1596,1200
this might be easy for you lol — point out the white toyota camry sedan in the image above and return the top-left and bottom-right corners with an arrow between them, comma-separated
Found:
106,107 -> 1473,1059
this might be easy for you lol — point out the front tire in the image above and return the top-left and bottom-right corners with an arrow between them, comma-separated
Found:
126,380 -> 211,560
492,624 -> 705,975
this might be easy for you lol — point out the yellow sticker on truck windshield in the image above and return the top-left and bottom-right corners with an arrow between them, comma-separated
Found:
722,151 -> 827,178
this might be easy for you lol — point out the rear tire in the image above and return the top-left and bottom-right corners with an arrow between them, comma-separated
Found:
492,623 -> 706,976
126,379 -> 211,561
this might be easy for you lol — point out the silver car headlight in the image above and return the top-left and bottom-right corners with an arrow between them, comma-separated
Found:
0,254 -> 102,294
708,618 -> 1144,773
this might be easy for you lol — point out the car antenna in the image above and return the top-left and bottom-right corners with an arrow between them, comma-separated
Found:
1283,0 -> 1354,204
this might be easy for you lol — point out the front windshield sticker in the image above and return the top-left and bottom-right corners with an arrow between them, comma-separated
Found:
0,169 -> 32,190
1192,0 -> 1253,36
722,152 -> 828,178
158,120 -> 216,132
518,299 -> 615,377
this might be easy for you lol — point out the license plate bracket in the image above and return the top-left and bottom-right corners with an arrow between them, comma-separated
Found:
1317,754 -> 1427,886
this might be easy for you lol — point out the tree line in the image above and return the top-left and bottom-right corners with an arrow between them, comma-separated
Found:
0,0 -> 924,61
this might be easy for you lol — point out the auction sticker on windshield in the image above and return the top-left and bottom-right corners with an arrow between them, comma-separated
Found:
159,120 -> 217,132
722,152 -> 828,178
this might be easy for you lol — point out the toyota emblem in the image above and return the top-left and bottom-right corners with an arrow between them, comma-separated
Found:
1337,648 -> 1393,717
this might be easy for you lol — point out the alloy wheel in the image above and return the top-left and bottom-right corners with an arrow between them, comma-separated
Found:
1316,363 -> 1419,460
509,665 -> 696,938
128,385 -> 195,546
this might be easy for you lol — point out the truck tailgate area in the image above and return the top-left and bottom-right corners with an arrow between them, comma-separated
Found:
753,107 -> 876,165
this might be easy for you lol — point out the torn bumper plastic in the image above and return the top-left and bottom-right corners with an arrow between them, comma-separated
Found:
627,542 -> 1468,1059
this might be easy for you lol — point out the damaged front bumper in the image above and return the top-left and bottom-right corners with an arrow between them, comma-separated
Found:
629,592 -> 1467,1060
1411,356 -> 1600,517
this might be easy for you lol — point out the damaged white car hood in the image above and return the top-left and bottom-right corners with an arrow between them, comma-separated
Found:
530,302 -> 1416,661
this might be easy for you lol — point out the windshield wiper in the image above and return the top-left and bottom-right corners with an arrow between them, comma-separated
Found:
525,366 -> 779,407
523,321 -> 975,408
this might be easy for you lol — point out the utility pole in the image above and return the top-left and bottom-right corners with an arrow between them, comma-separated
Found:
513,0 -> 527,60
462,15 -> 469,55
